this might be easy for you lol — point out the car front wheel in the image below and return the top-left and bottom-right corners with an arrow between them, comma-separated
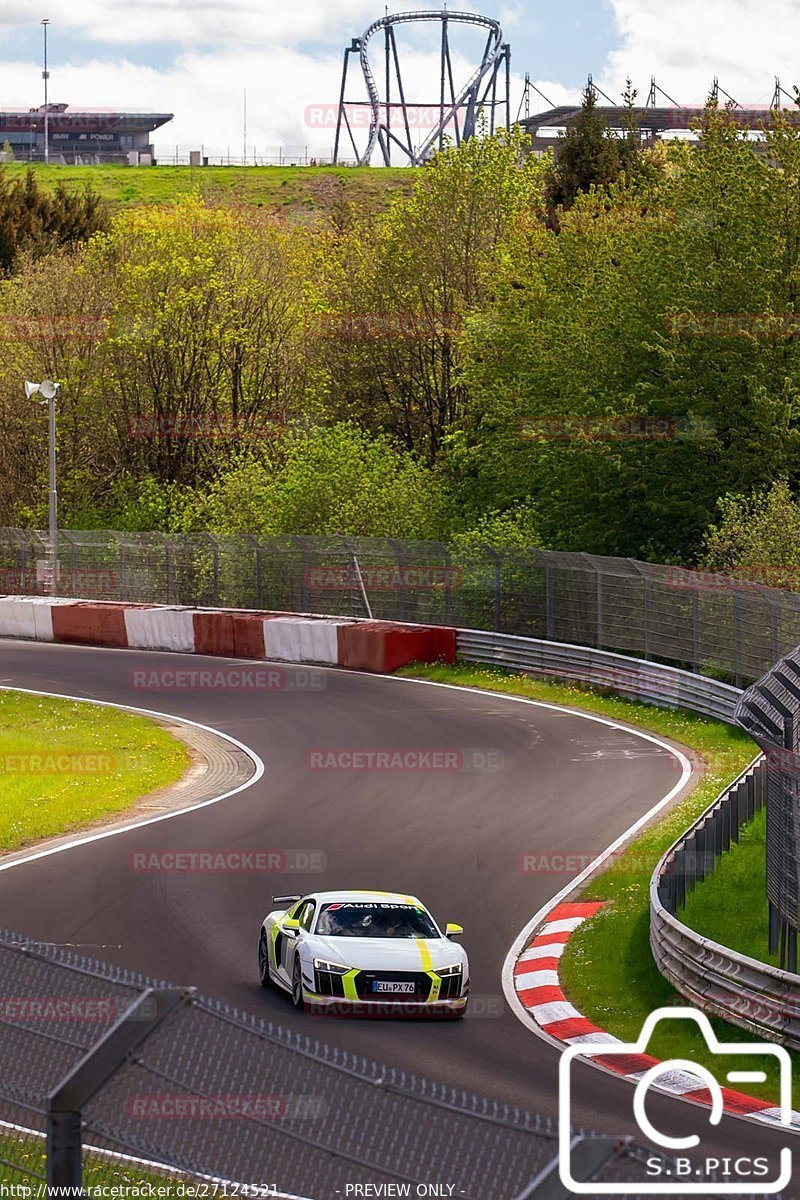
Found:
292,958 -> 305,1011
258,932 -> 271,989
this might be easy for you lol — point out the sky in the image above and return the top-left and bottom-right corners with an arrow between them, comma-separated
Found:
0,0 -> 794,161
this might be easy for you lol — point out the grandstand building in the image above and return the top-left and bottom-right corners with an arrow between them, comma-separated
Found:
520,103 -> 800,154
0,104 -> 173,164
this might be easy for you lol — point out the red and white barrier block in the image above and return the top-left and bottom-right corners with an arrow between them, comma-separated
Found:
0,596 -> 456,675
514,901 -> 800,1129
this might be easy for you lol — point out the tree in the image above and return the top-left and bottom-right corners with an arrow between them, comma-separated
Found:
0,168 -> 105,272
198,423 -> 451,539
702,480 -> 800,588
312,128 -> 546,462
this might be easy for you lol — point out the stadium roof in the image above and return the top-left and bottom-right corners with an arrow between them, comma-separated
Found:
0,106 -> 173,134
521,105 -> 800,135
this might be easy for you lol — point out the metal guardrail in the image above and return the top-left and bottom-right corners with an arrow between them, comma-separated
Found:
456,629 -> 743,722
648,760 -> 800,1047
455,628 -> 800,1050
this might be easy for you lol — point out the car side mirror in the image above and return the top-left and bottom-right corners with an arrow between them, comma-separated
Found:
445,923 -> 464,939
282,917 -> 301,938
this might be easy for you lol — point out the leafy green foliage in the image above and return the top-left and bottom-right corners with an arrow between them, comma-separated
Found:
1,117 -> 800,565
199,423 -> 451,539
702,479 -> 800,587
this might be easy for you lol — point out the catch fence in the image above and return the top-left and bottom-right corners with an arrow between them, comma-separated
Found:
2,529 -> 800,686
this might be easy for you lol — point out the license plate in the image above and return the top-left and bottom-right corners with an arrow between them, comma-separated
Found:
372,981 -> 415,993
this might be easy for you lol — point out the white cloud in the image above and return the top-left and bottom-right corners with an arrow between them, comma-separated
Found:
0,38 -> 524,161
9,0 -> 437,46
601,0 -> 798,107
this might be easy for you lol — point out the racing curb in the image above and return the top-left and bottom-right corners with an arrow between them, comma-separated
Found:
514,901 -> 800,1131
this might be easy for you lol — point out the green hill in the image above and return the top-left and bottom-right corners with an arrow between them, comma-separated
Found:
0,162 -> 415,216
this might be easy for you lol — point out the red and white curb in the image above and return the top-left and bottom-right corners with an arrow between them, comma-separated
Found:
514,901 -> 800,1131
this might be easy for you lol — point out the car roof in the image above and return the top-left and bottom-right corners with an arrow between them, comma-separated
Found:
306,890 -> 426,907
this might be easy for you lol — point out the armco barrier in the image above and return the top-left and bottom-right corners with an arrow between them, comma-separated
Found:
650,758 -> 800,1049
456,628 -> 741,721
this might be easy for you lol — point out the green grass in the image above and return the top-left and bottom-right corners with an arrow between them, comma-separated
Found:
0,162 -> 415,215
0,1134 -> 195,1188
681,808 -> 773,964
0,691 -> 190,850
398,662 -> 797,1104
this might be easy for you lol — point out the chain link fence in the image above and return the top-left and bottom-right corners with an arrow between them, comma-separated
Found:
0,930 -> 750,1198
2,529 -> 800,686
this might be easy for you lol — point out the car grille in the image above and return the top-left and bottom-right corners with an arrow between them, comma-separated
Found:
354,970 -> 432,1001
438,973 -> 462,1000
314,969 -> 346,997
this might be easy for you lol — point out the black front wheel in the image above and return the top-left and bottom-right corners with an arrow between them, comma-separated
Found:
258,932 -> 271,989
292,958 -> 305,1011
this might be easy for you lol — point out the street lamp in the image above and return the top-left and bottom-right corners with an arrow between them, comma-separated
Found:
41,18 -> 50,165
25,378 -> 60,596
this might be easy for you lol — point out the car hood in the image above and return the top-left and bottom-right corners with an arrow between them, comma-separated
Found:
307,935 -> 466,972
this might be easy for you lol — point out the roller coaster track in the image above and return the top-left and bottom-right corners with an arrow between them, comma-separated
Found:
334,10 -> 511,167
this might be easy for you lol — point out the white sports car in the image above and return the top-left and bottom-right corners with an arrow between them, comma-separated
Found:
258,890 -> 469,1017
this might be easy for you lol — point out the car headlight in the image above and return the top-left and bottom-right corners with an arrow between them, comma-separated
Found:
437,964 -> 462,977
314,958 -> 350,975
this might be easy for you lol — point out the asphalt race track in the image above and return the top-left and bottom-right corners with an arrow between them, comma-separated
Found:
0,639 -> 793,1178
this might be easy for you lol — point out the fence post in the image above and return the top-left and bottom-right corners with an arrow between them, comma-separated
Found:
692,588 -> 700,672
733,592 -> 743,688
480,545 -> 502,632
515,1137 -> 626,1199
442,543 -> 454,626
47,987 -> 194,1189
545,561 -> 555,641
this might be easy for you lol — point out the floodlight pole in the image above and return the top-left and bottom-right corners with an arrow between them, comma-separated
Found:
42,19 -> 50,165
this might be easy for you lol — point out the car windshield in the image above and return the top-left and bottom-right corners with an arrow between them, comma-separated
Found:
315,902 -> 438,939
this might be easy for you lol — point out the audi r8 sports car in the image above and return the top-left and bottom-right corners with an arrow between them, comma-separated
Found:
258,890 -> 469,1017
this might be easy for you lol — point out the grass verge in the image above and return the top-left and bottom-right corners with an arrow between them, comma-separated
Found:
398,662 -> 793,1105
0,690 -> 190,851
681,808 -> 773,965
0,162 -> 414,216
